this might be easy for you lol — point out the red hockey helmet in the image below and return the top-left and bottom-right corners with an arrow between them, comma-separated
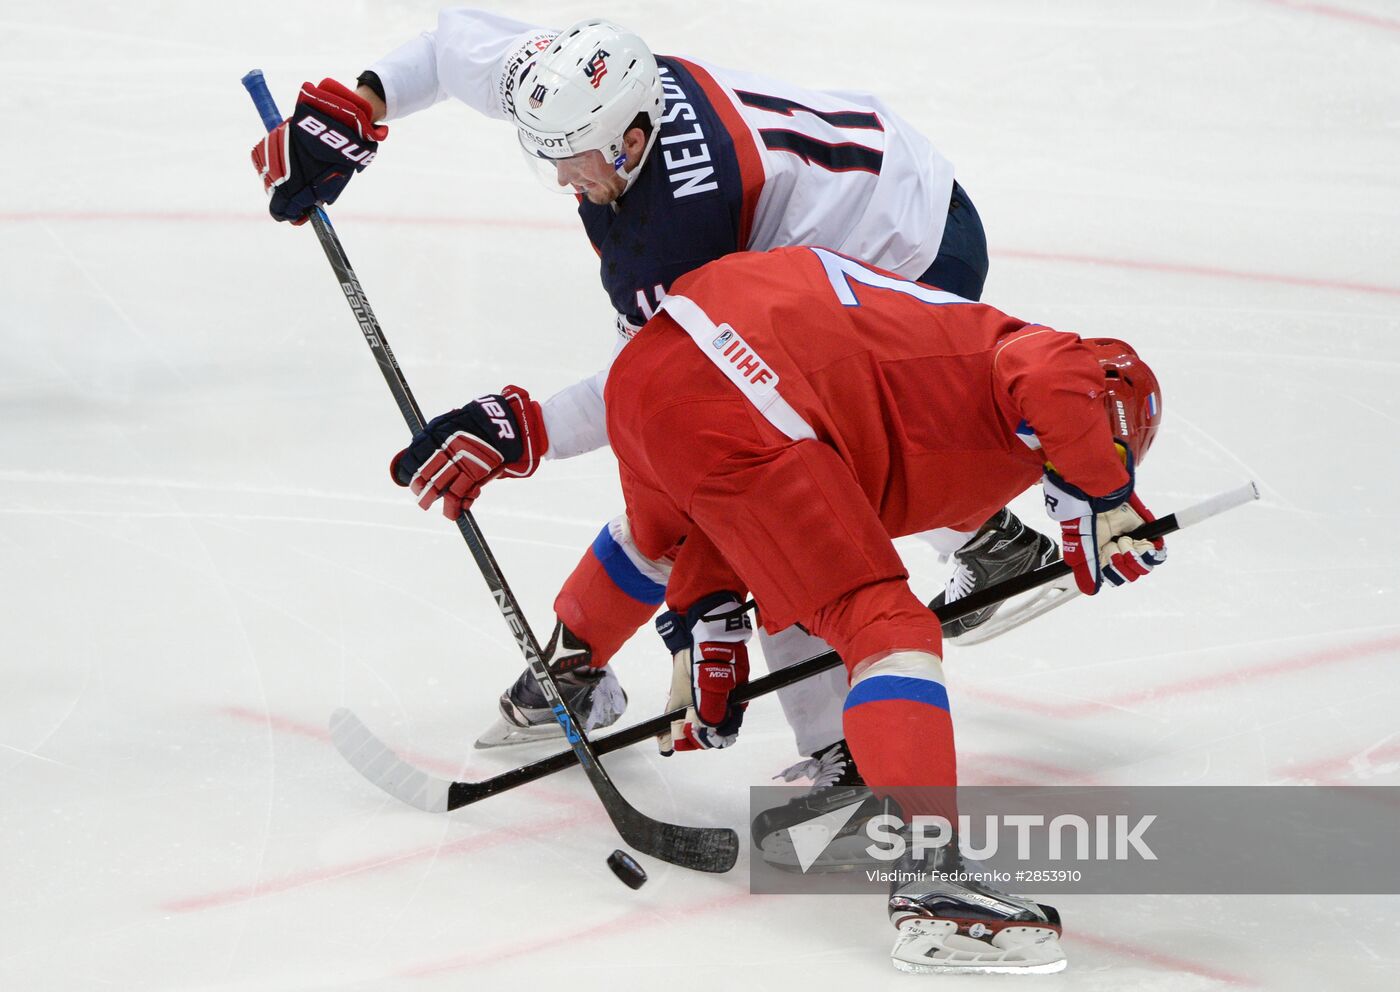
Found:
1083,337 -> 1162,463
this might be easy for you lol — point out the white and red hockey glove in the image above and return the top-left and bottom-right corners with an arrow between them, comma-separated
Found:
250,79 -> 387,225
389,386 -> 548,519
655,593 -> 753,754
1042,449 -> 1166,595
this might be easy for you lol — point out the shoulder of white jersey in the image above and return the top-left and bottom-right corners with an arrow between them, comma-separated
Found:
672,58 -> 885,133
497,28 -> 560,118
664,57 -> 949,279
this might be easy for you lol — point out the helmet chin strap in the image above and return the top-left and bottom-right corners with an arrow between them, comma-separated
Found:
614,124 -> 662,194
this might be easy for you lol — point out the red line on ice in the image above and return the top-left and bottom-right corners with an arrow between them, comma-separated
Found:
1258,0 -> 1400,33
159,707 -> 653,912
219,704 -> 457,777
1275,739 -> 1400,783
161,808 -> 607,913
965,632 -> 1400,720
216,704 -> 597,810
0,208 -> 572,232
219,705 -> 329,741
4,208 -> 1399,298
1074,932 -> 1258,986
961,751 -> 1100,786
997,247 -> 1400,299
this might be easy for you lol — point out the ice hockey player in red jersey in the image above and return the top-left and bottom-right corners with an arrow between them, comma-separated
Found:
248,9 -> 1059,822
596,245 -> 1165,973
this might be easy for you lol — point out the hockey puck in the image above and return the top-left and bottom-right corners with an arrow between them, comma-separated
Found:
607,849 -> 648,889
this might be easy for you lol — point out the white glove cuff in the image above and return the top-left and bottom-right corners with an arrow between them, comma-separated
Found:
690,597 -> 753,645
1042,472 -> 1094,523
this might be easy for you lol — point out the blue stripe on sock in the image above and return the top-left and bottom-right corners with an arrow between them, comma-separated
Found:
591,526 -> 667,606
843,674 -> 950,713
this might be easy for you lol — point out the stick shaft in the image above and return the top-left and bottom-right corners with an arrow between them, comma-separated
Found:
244,70 -> 737,869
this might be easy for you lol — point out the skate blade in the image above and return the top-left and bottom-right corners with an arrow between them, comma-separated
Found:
951,579 -> 1079,646
891,922 -> 1068,975
472,717 -> 565,749
891,957 -> 1068,976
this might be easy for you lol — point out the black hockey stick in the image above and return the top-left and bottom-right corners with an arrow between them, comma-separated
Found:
330,482 -> 1259,812
242,71 -> 737,873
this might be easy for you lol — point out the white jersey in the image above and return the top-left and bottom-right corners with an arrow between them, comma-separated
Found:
369,8 -> 957,459
696,59 -> 955,280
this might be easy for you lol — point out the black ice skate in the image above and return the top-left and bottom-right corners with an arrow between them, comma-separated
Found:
929,508 -> 1060,640
473,621 -> 627,748
752,740 -> 884,872
888,840 -> 1066,974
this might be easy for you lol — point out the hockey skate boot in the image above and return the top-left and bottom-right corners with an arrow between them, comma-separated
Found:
888,841 -> 1066,974
929,508 -> 1060,639
752,740 -> 884,872
473,621 -> 627,748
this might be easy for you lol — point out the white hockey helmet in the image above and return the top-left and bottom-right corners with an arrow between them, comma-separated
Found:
509,18 -> 665,194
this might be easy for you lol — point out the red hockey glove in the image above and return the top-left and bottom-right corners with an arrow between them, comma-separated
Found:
250,79 -> 387,225
1042,449 -> 1166,595
389,386 -> 548,519
655,593 -> 753,754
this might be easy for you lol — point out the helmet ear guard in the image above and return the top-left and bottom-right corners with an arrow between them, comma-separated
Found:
1082,337 -> 1163,464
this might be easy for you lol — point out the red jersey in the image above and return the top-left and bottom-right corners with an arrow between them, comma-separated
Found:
606,247 -> 1129,551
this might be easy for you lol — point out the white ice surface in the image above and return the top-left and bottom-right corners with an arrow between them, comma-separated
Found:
3,1 -> 1399,989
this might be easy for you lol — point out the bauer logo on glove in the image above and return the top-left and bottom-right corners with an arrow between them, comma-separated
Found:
389,386 -> 549,519
250,78 -> 388,225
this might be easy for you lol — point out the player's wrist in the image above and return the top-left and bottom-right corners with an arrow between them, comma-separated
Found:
354,75 -> 388,124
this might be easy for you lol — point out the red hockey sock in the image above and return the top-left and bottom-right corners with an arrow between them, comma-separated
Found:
553,522 -> 668,666
842,650 -> 957,819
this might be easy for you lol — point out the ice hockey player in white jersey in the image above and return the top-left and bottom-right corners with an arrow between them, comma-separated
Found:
249,7 -> 1058,854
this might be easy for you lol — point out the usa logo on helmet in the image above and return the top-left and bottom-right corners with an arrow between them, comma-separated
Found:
529,83 -> 548,109
583,48 -> 611,88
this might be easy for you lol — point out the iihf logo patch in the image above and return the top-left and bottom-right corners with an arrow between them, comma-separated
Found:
529,83 -> 548,109
583,48 -> 611,88
710,324 -> 777,388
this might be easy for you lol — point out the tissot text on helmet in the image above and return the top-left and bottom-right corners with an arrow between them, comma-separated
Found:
518,129 -> 569,151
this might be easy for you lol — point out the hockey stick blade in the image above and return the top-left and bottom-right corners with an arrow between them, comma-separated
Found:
330,708 -> 452,812
613,807 -> 740,873
423,481 -> 1262,809
329,709 -> 738,870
